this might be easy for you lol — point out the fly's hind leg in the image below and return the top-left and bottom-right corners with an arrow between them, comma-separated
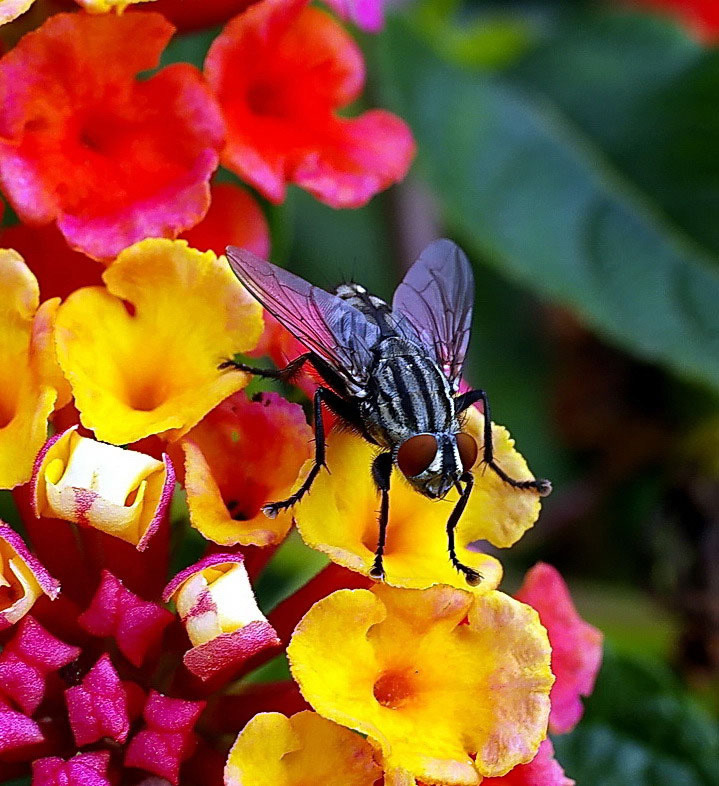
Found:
455,389 -> 552,497
219,352 -> 313,382
369,452 -> 393,581
447,472 -> 482,586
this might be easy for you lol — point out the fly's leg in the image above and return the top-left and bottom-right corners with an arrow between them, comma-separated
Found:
369,452 -> 393,581
447,472 -> 482,586
219,352 -> 313,381
455,389 -> 552,497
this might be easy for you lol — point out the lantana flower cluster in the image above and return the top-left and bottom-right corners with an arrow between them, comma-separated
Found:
0,2 -> 600,785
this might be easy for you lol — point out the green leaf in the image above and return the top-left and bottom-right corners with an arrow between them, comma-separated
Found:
377,13 -> 719,393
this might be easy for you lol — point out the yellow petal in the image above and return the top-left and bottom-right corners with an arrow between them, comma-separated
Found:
55,239 -> 263,444
225,711 -> 381,786
288,585 -> 553,784
0,250 -> 66,489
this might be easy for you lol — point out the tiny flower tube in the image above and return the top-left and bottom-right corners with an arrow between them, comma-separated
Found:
515,563 -> 603,735
288,584 -> 553,784
205,0 -> 415,207
178,391 -> 312,547
32,428 -> 174,551
0,12 -> 225,261
123,691 -> 206,784
293,406 -> 541,590
32,751 -> 111,786
0,616 -> 80,715
163,553 -> 280,682
0,250 -> 69,489
224,711 -> 381,786
0,523 -> 60,630
65,654 -> 130,746
54,239 -> 263,444
78,570 -> 173,668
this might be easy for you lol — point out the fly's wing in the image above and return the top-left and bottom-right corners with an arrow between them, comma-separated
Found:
226,247 -> 380,392
391,239 -> 473,391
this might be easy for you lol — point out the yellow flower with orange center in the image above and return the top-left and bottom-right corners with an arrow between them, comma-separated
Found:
287,584 -> 553,785
0,249 -> 69,489
225,711 -> 381,786
54,239 -> 263,444
32,428 -> 174,549
294,406 -> 541,590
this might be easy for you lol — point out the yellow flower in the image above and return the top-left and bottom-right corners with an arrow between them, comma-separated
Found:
0,249 -> 69,489
294,406 -> 540,590
32,428 -> 174,550
225,711 -> 381,786
75,0 -> 156,13
54,239 -> 263,444
0,0 -> 35,25
288,584 -> 553,785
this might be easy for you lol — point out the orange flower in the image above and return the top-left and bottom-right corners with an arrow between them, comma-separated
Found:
205,0 -> 415,207
0,249 -> 69,489
178,391 -> 312,547
225,711 -> 381,786
293,406 -> 541,590
0,12 -> 224,260
288,584 -> 553,784
54,239 -> 263,444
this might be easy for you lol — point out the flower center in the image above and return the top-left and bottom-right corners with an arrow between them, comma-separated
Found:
246,80 -> 294,119
373,669 -> 416,710
126,377 -> 169,412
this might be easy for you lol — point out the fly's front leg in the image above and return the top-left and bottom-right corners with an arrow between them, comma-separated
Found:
455,389 -> 552,497
262,386 -> 331,519
369,452 -> 393,582
219,352 -> 313,381
446,472 -> 482,586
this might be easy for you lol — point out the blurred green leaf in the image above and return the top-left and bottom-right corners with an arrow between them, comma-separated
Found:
377,13 -> 719,393
554,646 -> 719,785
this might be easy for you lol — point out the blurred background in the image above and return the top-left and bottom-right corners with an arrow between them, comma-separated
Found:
3,0 -> 719,782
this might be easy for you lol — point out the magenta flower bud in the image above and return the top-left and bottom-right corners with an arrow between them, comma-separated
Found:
0,616 -> 80,715
0,696 -> 44,756
78,570 -> 173,667
124,691 -> 206,784
32,751 -> 111,786
65,654 -> 130,746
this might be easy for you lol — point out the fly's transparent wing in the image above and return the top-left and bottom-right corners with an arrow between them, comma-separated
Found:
391,239 -> 474,391
226,247 -> 380,391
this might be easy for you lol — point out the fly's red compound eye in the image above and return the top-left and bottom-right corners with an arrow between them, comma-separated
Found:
456,432 -> 478,472
397,434 -> 438,478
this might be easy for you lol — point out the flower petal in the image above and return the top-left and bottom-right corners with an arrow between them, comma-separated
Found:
288,585 -> 553,783
32,428 -> 174,550
163,553 -> 280,682
293,429 -> 505,591
179,391 -> 312,546
0,523 -> 60,630
55,239 -> 263,443
0,0 -> 35,25
0,250 -> 66,489
225,711 -> 381,786
515,563 -> 603,735
483,739 -> 574,786
0,13 -> 224,260
32,751 -> 111,786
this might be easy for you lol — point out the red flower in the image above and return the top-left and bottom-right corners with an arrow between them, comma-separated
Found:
0,12 -> 224,261
631,0 -> 719,41
205,0 -> 415,207
181,182 -> 270,259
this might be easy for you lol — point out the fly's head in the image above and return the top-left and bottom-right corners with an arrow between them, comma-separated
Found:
395,431 -> 478,499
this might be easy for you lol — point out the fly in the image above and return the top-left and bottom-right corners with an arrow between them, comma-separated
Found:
222,239 -> 551,585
